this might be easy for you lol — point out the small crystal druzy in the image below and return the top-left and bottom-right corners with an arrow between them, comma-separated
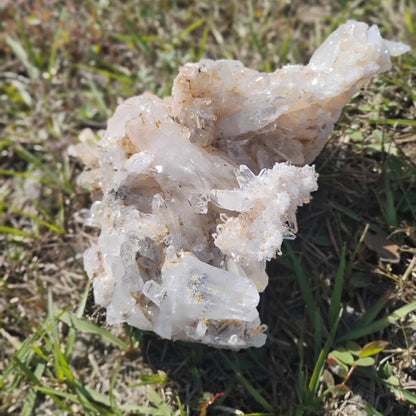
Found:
72,21 -> 409,349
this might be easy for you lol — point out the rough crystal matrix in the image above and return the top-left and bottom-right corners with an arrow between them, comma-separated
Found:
72,21 -> 409,349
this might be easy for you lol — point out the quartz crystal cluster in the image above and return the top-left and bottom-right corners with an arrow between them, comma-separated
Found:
72,21 -> 409,349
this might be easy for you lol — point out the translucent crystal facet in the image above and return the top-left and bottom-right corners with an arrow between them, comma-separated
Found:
71,21 -> 409,349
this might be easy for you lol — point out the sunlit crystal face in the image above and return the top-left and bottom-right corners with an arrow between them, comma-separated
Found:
72,20 -> 409,349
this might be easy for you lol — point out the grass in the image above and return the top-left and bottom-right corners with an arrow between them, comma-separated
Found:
1,0 -> 415,415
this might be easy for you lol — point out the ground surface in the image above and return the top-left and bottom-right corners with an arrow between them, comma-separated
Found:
1,1 -> 415,415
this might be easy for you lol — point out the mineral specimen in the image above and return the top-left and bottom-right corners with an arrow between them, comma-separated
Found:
72,21 -> 409,349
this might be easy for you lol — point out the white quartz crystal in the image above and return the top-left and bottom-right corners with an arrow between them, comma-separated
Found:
71,21 -> 409,349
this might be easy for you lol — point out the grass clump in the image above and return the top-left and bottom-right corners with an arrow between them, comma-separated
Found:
1,1 -> 415,415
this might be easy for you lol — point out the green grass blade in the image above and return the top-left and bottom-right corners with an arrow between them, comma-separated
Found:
72,380 -> 115,414
329,202 -> 384,233
59,311 -> 128,349
197,22 -> 210,61
1,203 -> 64,234
120,404 -> 176,415
34,385 -> 100,413
88,79 -> 109,114
12,356 -> 41,386
365,402 -> 384,416
384,175 -> 398,226
47,293 -> 67,381
32,199 -> 65,233
109,362 -> 122,415
397,388 -> 416,405
65,279 -> 91,358
166,17 -> 206,51
364,118 -> 416,126
287,243 -> 323,355
354,295 -> 390,329
47,8 -> 65,77
37,382 -> 178,415
363,369 -> 416,405
31,344 -> 51,363
405,11 -> 415,34
21,362 -> 46,416
0,169 -> 54,184
336,301 -> 416,343
34,387 -> 73,412
176,395 -> 186,416
308,308 -> 342,398
46,146 -> 75,195
12,144 -> 72,194
74,63 -> 134,83
124,18 -> 152,54
0,316 -> 49,389
221,353 -> 274,413
240,414 -> 274,416
346,224 -> 369,277
147,387 -> 175,416
329,245 -> 346,329
0,225 -> 37,238
6,36 -> 40,80
248,3 -> 268,72
16,21 -> 44,68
